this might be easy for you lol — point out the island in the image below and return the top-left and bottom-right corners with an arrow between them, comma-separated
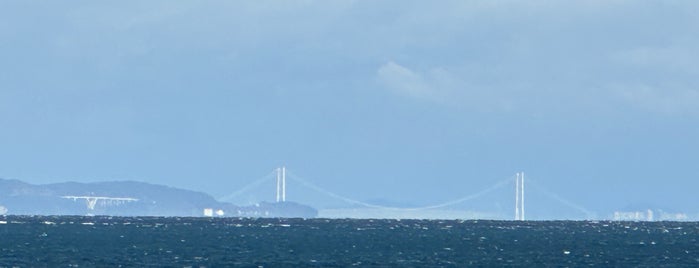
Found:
0,178 -> 317,218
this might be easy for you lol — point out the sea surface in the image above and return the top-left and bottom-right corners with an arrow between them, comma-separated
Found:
0,216 -> 698,267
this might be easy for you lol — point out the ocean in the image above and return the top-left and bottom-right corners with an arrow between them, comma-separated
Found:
0,216 -> 697,267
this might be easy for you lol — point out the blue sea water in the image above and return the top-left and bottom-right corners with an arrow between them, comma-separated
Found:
0,216 -> 697,267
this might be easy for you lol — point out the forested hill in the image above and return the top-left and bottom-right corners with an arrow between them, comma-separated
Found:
0,179 -> 316,218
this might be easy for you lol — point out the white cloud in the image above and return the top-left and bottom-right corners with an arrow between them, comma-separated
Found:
608,43 -> 699,115
612,83 -> 699,115
4,1 -> 699,117
377,62 -> 437,101
377,61 -> 545,113
612,45 -> 699,74
376,62 -> 469,103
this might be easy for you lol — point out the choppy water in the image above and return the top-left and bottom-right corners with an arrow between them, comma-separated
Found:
0,216 -> 698,267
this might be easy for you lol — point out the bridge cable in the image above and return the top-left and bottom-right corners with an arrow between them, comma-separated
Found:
525,177 -> 596,219
286,170 -> 514,211
218,170 -> 276,202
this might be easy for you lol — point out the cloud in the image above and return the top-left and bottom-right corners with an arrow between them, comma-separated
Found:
607,43 -> 699,115
3,1 -> 699,118
377,62 -> 439,101
377,61 -> 471,103
376,62 -> 529,113
612,83 -> 699,115
612,45 -> 699,75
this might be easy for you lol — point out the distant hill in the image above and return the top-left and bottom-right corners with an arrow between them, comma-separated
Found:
0,179 -> 316,218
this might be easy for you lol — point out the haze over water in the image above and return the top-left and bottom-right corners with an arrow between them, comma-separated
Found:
1,2 -> 699,266
1,1 -> 698,218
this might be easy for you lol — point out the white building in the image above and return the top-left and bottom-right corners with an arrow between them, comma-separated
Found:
613,209 -> 690,221
613,210 -> 654,221
203,208 -> 225,217
203,208 -> 214,217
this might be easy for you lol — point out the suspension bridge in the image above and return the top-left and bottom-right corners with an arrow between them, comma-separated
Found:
220,167 -> 596,220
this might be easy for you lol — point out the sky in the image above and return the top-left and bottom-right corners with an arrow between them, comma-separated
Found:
1,1 -> 698,218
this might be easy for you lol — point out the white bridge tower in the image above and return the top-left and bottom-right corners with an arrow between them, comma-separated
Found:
515,172 -> 525,220
276,166 -> 286,202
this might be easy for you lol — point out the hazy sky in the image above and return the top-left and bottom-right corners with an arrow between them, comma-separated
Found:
1,1 -> 698,218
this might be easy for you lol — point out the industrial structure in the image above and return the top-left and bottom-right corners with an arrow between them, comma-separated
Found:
61,195 -> 138,210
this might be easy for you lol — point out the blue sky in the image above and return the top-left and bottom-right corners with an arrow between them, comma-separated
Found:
1,1 -> 698,218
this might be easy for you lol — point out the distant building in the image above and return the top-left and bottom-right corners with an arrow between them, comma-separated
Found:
203,208 -> 225,217
203,208 -> 214,217
613,210 -> 654,221
656,211 -> 688,221
0,205 -> 7,215
613,209 -> 689,221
